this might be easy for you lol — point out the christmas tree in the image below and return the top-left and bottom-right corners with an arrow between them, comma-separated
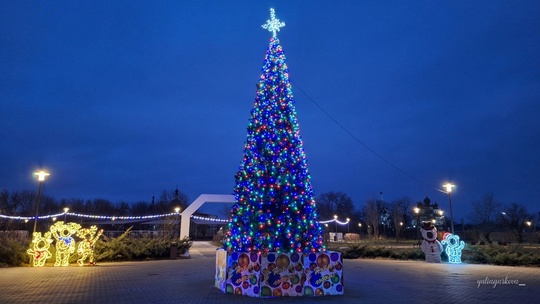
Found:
224,9 -> 324,254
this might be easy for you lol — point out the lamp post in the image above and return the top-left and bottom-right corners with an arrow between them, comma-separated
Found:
437,210 -> 443,227
346,218 -> 350,233
414,207 -> 420,242
175,207 -> 181,239
443,183 -> 455,234
333,215 -> 337,233
525,221 -> 532,233
33,170 -> 50,233
63,207 -> 69,222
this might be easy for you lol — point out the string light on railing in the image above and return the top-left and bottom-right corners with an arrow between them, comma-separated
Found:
1,211 -> 353,226
192,215 -> 229,223
318,218 -> 351,225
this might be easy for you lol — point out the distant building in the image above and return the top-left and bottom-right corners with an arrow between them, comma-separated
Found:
412,196 -> 447,231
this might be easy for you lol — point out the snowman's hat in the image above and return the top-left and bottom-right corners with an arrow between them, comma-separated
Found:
421,221 -> 434,230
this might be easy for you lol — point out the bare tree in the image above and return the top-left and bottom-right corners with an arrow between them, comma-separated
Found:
130,201 -> 151,215
220,203 -> 234,218
0,189 -> 16,214
377,199 -> 389,237
40,195 -> 59,215
316,192 -> 355,221
59,198 -> 87,214
0,189 -> 21,231
11,190 -> 36,215
469,193 -> 500,243
389,197 -> 411,242
364,199 -> 379,239
88,198 -> 117,214
157,189 -> 189,213
498,202 -> 531,243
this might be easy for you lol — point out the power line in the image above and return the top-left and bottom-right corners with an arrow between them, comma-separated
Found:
291,79 -> 444,194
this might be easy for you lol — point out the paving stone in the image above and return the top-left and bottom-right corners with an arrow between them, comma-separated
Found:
0,242 -> 538,303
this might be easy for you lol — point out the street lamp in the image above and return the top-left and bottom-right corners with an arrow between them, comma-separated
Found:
63,207 -> 69,222
175,207 -> 181,238
333,215 -> 337,233
33,170 -> 50,233
443,183 -> 455,234
414,207 -> 420,243
346,218 -> 350,233
435,210 -> 444,228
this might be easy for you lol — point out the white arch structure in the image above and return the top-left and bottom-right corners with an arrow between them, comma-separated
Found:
180,194 -> 235,239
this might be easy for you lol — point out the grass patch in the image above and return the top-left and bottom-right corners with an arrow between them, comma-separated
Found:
464,244 -> 540,266
338,244 -> 425,261
0,237 -> 28,267
333,242 -> 540,266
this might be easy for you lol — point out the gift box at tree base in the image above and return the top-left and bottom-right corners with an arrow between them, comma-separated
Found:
215,249 -> 344,298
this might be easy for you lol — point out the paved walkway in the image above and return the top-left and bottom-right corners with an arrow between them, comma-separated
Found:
0,242 -> 538,303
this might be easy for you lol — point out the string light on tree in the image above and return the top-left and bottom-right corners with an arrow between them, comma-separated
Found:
223,8 -> 324,254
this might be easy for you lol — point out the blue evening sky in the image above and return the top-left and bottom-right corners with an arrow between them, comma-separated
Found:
1,1 -> 539,221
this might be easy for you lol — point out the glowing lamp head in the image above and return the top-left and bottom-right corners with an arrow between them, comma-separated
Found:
443,183 -> 455,193
346,218 -> 350,222
63,207 -> 69,213
175,207 -> 181,213
414,207 -> 420,214
34,170 -> 50,182
333,215 -> 337,219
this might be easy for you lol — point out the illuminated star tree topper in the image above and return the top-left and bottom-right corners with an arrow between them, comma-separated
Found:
261,8 -> 285,37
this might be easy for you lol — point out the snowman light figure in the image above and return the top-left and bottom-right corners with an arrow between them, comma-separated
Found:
441,233 -> 465,264
420,222 -> 443,263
